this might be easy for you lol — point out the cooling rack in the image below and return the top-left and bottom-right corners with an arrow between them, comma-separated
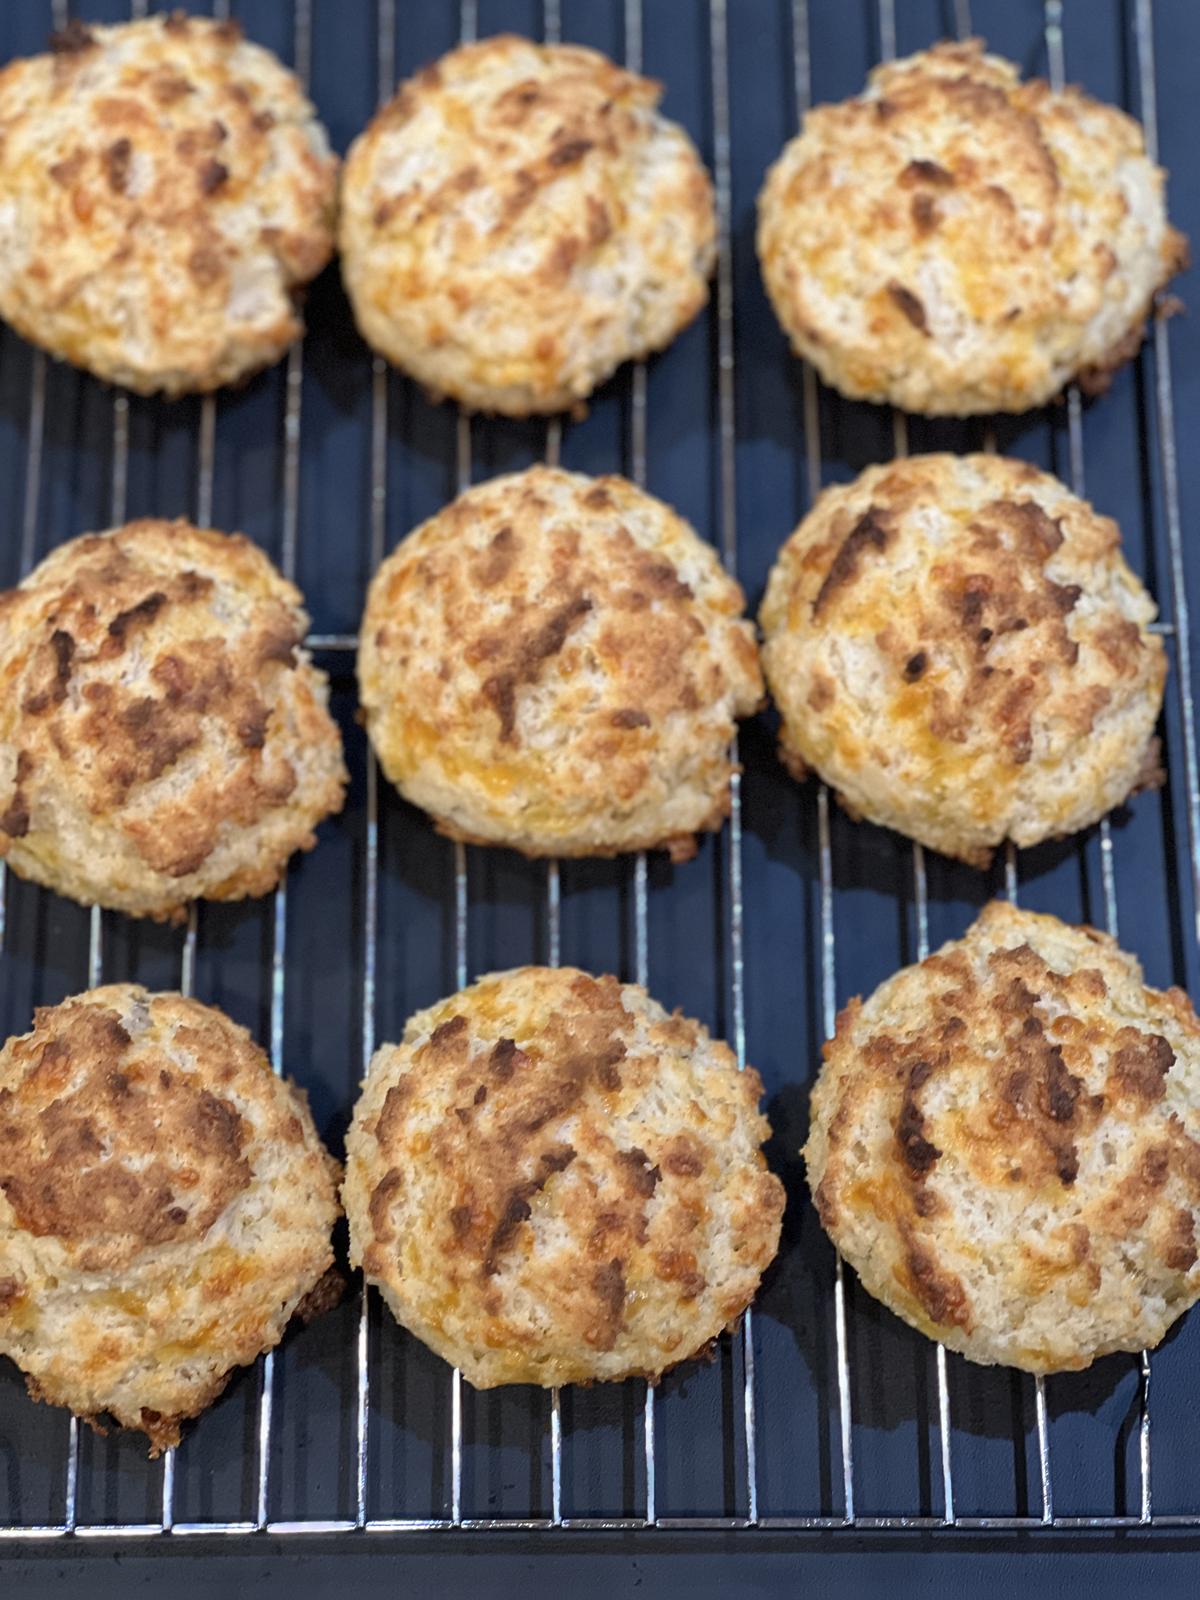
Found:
1,0 -> 1198,1546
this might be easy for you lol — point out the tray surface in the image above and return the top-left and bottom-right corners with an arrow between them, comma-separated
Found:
2,0 -> 1200,1544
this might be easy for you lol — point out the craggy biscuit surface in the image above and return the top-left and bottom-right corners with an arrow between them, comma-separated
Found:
757,39 -> 1188,414
0,519 -> 347,919
806,903 -> 1200,1373
0,13 -> 337,394
339,34 -> 715,415
0,985 -> 340,1452
344,966 -> 784,1387
759,454 -> 1166,866
359,466 -> 762,860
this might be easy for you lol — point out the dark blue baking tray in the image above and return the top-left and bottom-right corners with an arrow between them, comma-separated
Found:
2,0 -> 1199,1563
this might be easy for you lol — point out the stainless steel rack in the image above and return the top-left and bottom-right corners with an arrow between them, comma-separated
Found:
1,0 -> 1198,1543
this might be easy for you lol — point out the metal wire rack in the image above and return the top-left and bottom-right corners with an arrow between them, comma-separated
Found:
1,0 -> 1198,1544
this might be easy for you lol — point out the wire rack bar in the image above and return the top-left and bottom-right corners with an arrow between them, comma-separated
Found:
305,632 -> 359,650
437,0 -> 477,1534
538,0 -> 567,1536
878,3 -> 956,1522
355,345 -> 387,1530
0,343 -> 48,952
709,0 -> 760,1525
64,157 -> 140,1548
16,356 -> 46,584
1130,0 -> 1196,1522
1000,839 -> 1054,1524
1043,0 -> 1155,1524
616,0 -> 659,1527
251,0 -> 315,1535
156,387 -> 215,1535
354,0 -> 397,1528
157,200 -> 220,1546
793,0 -> 855,1524
1133,0 -> 1200,958
33,1507 -> 1200,1537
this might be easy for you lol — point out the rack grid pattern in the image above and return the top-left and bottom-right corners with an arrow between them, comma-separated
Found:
2,0 -> 1199,1543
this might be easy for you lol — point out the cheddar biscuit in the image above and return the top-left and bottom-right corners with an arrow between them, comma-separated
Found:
359,466 -> 762,861
759,453 -> 1166,867
0,985 -> 340,1452
0,519 -> 347,919
757,39 -> 1187,414
344,966 -> 784,1387
0,13 -> 337,394
806,903 -> 1200,1373
339,35 -> 716,415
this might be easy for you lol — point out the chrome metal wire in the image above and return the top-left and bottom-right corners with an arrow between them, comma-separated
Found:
619,0 -> 658,1526
1043,0 -> 1153,1522
793,0 -> 855,1526
709,0 -> 759,1525
877,3 -> 957,1522
253,0 -> 314,1535
354,0 -> 398,1533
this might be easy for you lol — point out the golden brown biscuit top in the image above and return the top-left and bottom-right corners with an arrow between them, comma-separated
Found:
349,967 -> 783,1384
0,518 -> 344,898
359,467 -> 761,852
339,34 -> 715,411
808,904 -> 1200,1368
759,454 -> 1165,858
0,985 -> 315,1276
0,983 -> 339,1453
372,32 -> 656,167
757,39 -> 1187,413
0,12 -> 337,392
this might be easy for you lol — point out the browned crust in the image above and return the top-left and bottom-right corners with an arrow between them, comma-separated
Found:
886,282 -> 929,334
812,508 -> 892,617
293,1262 -> 345,1324
48,20 -> 96,54
482,593 -> 594,742
1130,735 -> 1166,796
0,1002 -> 252,1264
